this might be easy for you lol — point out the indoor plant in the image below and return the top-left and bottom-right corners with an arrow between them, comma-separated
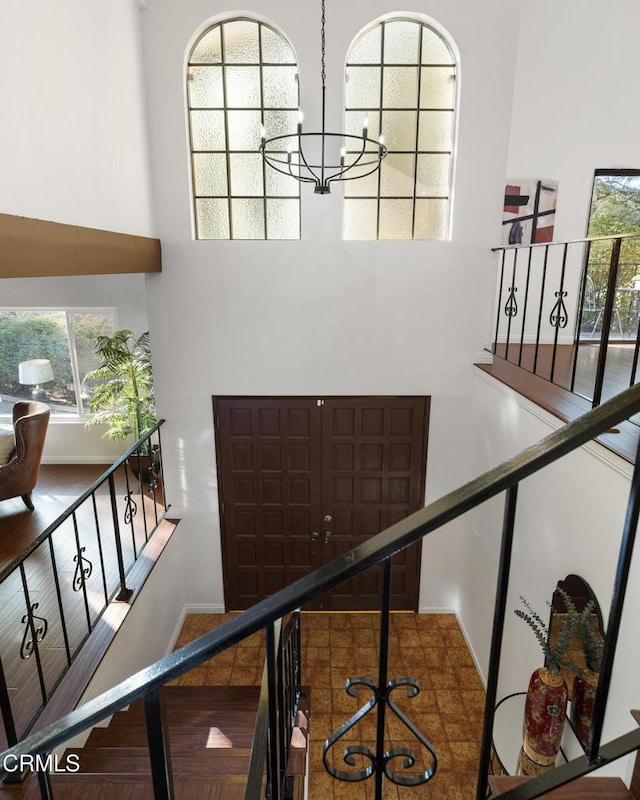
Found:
514,592 -> 580,772
84,330 -> 157,458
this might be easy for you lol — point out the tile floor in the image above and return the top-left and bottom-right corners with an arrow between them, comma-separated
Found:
173,611 -> 486,799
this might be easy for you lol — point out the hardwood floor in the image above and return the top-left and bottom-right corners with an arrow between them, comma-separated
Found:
483,344 -> 640,463
493,341 -> 640,408
0,465 -> 168,746
0,465 -> 111,573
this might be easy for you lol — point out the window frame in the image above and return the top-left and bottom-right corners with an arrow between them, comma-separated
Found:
0,307 -> 118,421
186,16 -> 302,240
343,15 -> 459,241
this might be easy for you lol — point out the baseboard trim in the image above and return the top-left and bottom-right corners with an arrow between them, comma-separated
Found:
168,605 -> 227,653
184,603 -> 227,615
165,606 -> 189,656
454,611 -> 487,690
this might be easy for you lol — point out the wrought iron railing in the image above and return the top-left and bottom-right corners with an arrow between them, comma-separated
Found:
0,421 -> 168,752
245,611 -> 302,800
492,232 -> 640,411
2,387 -> 640,799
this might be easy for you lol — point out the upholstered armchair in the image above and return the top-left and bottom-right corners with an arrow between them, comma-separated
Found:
0,401 -> 50,510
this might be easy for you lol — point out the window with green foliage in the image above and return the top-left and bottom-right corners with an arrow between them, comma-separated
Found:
187,17 -> 301,239
0,309 -> 116,417
585,170 -> 640,334
587,170 -> 640,238
343,16 -> 457,240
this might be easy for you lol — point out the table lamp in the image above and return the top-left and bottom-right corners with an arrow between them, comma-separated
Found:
18,359 -> 54,398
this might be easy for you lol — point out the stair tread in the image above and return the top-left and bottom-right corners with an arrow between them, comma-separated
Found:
52,772 -> 249,785
108,706 -> 259,720
85,726 -> 255,749
62,748 -> 253,775
50,776 -> 249,799
132,685 -> 260,705
31,685 -> 265,798
489,775 -> 633,799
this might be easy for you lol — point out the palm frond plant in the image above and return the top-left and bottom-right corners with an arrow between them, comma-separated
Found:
84,330 -> 156,451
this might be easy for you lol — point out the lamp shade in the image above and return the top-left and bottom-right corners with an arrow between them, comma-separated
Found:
18,359 -> 54,385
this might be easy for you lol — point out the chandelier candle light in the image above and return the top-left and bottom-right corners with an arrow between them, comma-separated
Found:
259,0 -> 387,194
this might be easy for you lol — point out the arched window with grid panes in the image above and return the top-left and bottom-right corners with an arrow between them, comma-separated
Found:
343,17 -> 457,240
187,18 -> 301,239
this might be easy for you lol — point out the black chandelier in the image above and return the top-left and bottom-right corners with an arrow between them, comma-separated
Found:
259,0 -> 387,194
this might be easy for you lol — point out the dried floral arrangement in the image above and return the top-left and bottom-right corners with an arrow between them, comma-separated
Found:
514,590 -> 583,675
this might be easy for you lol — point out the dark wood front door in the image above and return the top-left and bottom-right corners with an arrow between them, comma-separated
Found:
213,397 -> 429,611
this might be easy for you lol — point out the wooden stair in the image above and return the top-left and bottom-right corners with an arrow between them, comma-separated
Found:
489,775 -> 633,798
55,686 -> 260,799
0,686 -> 262,800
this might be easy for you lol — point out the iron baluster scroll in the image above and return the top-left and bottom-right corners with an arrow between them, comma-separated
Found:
20,603 -> 48,660
124,490 -> 138,525
504,285 -> 518,318
549,290 -> 568,328
323,561 -> 437,796
72,547 -> 93,592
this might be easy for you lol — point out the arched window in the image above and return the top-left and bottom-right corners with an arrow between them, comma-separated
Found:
343,17 -> 457,240
187,18 -> 300,239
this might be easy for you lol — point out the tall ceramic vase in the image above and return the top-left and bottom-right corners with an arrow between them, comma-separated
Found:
522,667 -> 568,768
571,669 -> 598,749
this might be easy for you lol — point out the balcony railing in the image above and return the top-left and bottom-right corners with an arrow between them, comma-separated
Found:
491,232 -> 640,412
3,386 -> 640,799
0,422 -> 168,751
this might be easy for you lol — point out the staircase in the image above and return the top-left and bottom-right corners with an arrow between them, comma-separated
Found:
54,686 -> 260,799
4,385 -> 640,799
0,686 -> 260,800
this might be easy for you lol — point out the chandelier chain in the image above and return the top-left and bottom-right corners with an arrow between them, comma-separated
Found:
321,0 -> 326,88
259,0 -> 387,194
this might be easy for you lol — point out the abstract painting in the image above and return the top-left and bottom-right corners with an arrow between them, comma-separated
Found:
502,179 -> 559,245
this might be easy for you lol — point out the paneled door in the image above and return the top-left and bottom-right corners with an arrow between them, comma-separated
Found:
213,397 -> 429,611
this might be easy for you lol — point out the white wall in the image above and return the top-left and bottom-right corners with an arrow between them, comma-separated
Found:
146,241 -> 499,610
70,526 -> 188,744
0,0 -> 155,236
463,370 -> 640,781
463,6 -> 640,778
140,0 -> 522,609
506,0 -> 640,242
496,0 -> 640,352
0,0 -> 156,460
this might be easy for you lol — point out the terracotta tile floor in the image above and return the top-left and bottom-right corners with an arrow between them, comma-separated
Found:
172,612 -> 486,799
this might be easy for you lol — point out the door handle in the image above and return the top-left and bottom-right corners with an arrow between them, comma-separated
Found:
310,531 -> 319,541
324,530 -> 332,544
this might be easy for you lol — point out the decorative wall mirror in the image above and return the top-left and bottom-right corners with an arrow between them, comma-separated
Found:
548,573 -> 605,749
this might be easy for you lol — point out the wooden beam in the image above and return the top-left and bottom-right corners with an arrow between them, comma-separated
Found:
0,213 -> 162,278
